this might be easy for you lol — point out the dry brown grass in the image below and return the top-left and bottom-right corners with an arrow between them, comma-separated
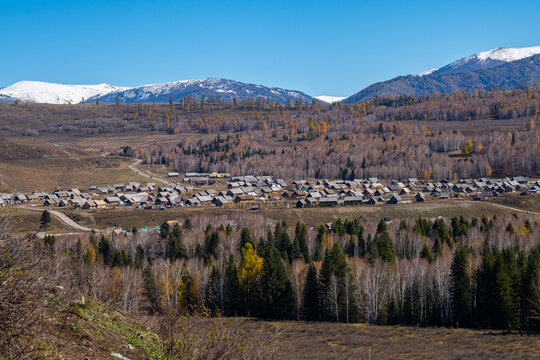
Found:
0,208 -> 72,233
0,143 -> 151,192
56,199 -> 530,231
488,195 -> 540,214
227,319 -> 540,360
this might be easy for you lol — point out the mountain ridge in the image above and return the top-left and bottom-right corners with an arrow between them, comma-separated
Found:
84,77 -> 314,104
0,78 -> 315,105
1,46 -> 539,105
343,51 -> 540,103
433,46 -> 540,75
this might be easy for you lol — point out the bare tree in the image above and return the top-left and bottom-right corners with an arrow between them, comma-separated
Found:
121,266 -> 143,314
288,259 -> 308,320
356,260 -> 389,324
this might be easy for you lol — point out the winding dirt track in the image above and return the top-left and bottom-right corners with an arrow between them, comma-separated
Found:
481,201 -> 540,216
21,206 -> 92,231
128,159 -> 174,186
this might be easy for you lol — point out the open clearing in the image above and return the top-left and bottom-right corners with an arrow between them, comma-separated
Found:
0,141 -> 151,192
55,198 -> 539,230
0,208 -> 72,233
237,319 -> 540,360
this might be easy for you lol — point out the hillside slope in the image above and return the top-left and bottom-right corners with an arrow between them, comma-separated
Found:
343,53 -> 540,103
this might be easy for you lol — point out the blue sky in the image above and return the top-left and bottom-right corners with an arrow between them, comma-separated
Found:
1,0 -> 539,96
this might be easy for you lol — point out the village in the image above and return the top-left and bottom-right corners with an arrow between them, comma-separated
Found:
1,171 -> 539,211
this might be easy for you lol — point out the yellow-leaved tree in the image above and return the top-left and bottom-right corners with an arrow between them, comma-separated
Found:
526,119 -> 536,131
462,139 -> 473,157
239,243 -> 263,290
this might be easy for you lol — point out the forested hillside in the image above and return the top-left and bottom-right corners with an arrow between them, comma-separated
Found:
1,85 -> 538,180
136,86 -> 540,180
15,212 -> 539,332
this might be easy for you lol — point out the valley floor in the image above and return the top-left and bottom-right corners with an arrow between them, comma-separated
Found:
257,319 -> 540,360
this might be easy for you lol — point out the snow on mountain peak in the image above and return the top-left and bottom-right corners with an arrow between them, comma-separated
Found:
0,81 -> 130,104
415,46 -> 540,77
473,46 -> 540,62
431,45 -> 540,75
314,95 -> 345,104
417,68 -> 439,77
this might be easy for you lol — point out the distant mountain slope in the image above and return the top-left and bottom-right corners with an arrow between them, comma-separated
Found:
0,81 -> 128,104
85,78 -> 313,104
343,52 -> 540,103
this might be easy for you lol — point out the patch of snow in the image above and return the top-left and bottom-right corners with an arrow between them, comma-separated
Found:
474,46 -> 540,62
417,68 -> 439,76
314,95 -> 346,104
437,45 -> 540,74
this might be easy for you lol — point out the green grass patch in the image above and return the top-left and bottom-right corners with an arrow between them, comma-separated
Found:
81,303 -> 165,359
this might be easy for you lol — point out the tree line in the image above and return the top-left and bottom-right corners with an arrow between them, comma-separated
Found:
44,212 -> 540,332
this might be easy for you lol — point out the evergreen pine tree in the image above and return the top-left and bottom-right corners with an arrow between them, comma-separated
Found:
450,246 -> 472,327
303,264 -> 320,320
224,255 -> 240,316
503,248 -> 521,329
420,244 -> 434,263
183,217 -> 193,230
275,222 -> 292,263
208,266 -> 223,313
295,222 -> 311,263
260,247 -> 294,319
346,236 -> 356,258
477,247 -> 497,328
160,220 -> 170,239
375,222 -> 395,264
433,218 -> 453,247
143,264 -> 160,314
367,234 -> 378,264
204,231 -> 220,260
320,244 -> 348,321
493,250 -> 516,329
240,228 -> 253,248
523,248 -> 540,331
291,237 -> 303,261
432,237 -> 443,257
40,210 -> 52,229
44,235 -> 55,252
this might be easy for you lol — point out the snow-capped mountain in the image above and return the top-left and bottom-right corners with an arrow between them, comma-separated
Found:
344,46 -> 540,103
0,79 -> 314,105
85,78 -> 313,104
0,81 -> 129,104
314,95 -> 346,104
433,46 -> 540,75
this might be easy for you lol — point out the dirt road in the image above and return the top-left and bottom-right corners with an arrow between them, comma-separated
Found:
129,159 -> 174,186
22,206 -> 92,231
